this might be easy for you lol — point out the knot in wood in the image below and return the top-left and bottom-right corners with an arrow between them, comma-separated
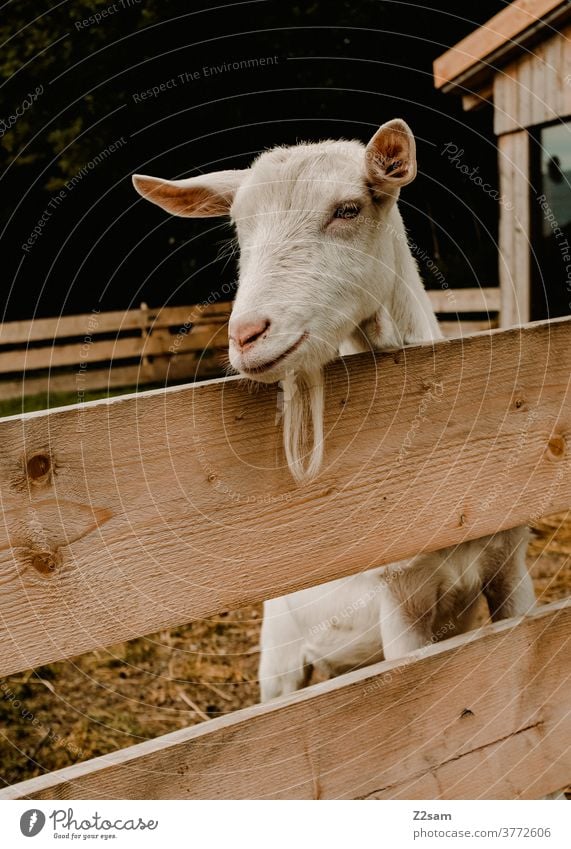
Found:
546,434 -> 566,460
27,453 -> 52,483
31,549 -> 61,576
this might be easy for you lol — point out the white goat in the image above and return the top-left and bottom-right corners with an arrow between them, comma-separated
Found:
132,120 -> 535,705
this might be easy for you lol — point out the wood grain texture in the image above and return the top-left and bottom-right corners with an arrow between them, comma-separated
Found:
498,131 -> 530,327
0,353 -> 226,401
427,287 -> 500,314
433,0 -> 568,90
0,319 -> 569,677
3,598 -> 570,800
0,302 -> 231,400
0,302 -> 230,345
438,320 -> 498,337
494,24 -> 571,134
0,324 -> 228,373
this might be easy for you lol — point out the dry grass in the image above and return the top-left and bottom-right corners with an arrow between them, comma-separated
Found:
1,514 -> 570,794
0,606 -> 262,787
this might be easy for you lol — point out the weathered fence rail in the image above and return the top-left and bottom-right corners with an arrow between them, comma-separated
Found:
0,288 -> 499,400
4,599 -> 570,800
0,301 -> 230,399
0,314 -> 569,800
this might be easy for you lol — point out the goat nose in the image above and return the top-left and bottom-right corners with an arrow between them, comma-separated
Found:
230,318 -> 271,349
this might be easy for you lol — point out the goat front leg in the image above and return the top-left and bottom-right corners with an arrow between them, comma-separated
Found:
482,526 -> 535,621
379,564 -> 438,660
258,599 -> 311,702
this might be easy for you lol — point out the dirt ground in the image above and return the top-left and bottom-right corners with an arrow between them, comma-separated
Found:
1,512 -> 570,793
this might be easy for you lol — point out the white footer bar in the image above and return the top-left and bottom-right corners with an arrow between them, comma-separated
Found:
1,798 -> 568,848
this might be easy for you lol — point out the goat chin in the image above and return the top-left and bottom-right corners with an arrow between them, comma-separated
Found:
281,369 -> 325,483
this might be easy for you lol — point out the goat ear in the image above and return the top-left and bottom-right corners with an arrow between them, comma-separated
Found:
132,170 -> 246,217
365,119 -> 416,195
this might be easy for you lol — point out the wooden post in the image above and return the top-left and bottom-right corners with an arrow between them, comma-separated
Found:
139,300 -> 152,383
498,131 -> 531,327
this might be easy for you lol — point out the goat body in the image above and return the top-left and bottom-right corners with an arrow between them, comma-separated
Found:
260,529 -> 532,701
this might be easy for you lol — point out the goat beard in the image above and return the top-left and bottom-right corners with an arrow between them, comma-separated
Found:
281,369 -> 325,483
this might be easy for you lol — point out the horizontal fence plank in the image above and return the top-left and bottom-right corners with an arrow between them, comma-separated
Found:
3,598 -> 570,800
0,291 -> 500,350
0,302 -> 231,345
439,319 -> 498,337
428,287 -> 500,314
0,294 -> 496,397
0,318 -> 570,677
0,323 -> 228,373
0,293 -> 494,348
0,352 -> 227,401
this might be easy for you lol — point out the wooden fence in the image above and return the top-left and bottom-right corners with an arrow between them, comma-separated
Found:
0,314 -> 569,799
0,288 -> 500,401
0,301 -> 230,400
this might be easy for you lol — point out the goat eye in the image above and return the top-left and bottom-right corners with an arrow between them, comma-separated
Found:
333,202 -> 360,220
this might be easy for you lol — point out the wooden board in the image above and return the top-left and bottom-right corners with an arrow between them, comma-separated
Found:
438,319 -> 498,337
0,302 -> 231,345
494,24 -> 571,134
433,0 -> 568,90
0,323 -> 228,373
427,287 -> 500,314
0,318 -> 569,677
0,352 -> 227,401
498,131 -> 530,327
0,301 -> 232,399
3,597 -> 569,800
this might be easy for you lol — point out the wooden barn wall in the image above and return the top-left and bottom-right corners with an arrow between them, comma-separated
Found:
494,24 -> 571,135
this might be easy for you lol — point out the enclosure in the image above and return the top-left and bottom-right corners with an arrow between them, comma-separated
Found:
1,0 -> 570,807
0,315 -> 569,799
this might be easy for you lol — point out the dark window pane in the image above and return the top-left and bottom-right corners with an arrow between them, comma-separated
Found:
531,122 -> 571,320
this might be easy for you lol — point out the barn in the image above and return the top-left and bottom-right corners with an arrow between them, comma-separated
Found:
435,0 -> 571,325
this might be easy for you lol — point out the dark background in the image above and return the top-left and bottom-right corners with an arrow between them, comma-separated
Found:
0,0 -> 506,321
